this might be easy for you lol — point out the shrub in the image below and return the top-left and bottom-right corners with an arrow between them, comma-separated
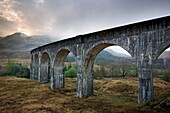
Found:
162,70 -> 170,82
65,67 -> 77,78
0,59 -> 30,78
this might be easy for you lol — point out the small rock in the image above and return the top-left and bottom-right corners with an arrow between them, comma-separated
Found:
160,101 -> 170,108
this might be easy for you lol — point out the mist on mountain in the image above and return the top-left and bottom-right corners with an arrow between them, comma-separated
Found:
0,32 -> 55,59
0,32 -> 54,52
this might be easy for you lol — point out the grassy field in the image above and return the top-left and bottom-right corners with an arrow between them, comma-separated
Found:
0,76 -> 170,113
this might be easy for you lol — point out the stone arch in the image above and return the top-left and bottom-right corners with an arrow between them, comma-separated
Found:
34,54 -> 39,80
153,41 -> 170,72
85,43 -> 113,70
85,41 -> 133,71
31,54 -> 33,62
155,40 -> 170,61
53,48 -> 74,88
84,43 -> 113,96
86,40 -> 132,57
84,42 -> 133,96
40,52 -> 50,83
85,41 -> 113,55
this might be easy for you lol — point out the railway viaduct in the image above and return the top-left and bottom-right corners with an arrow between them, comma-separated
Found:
30,16 -> 170,102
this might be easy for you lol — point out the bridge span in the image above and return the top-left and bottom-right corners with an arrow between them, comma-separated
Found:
30,16 -> 170,102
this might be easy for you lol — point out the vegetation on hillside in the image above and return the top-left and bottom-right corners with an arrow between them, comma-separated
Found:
64,61 -> 136,79
93,61 -> 137,79
0,32 -> 53,52
65,51 -> 136,79
64,50 -> 170,82
65,50 -> 134,66
0,59 -> 30,78
0,32 -> 54,59
154,68 -> 170,82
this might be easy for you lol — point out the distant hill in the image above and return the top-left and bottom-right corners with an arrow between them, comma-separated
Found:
105,48 -> 131,58
66,50 -> 133,66
95,50 -> 133,66
0,32 -> 54,59
0,32 -> 54,52
66,49 -> 170,68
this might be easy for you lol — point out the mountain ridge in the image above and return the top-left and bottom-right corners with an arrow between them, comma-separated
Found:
0,32 -> 55,59
0,32 -> 54,52
105,48 -> 131,58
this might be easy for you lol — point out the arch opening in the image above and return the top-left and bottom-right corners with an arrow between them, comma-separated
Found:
154,47 -> 170,82
84,43 -> 136,96
40,52 -> 50,83
53,49 -> 77,89
94,46 -> 135,79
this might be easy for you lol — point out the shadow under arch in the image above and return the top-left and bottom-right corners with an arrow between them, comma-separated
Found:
40,52 -> 50,83
34,54 -> 39,80
84,42 -> 133,96
53,48 -> 77,88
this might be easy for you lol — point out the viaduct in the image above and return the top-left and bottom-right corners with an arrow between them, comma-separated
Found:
30,16 -> 170,102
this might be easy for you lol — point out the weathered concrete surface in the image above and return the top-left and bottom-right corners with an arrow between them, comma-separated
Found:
30,16 -> 170,102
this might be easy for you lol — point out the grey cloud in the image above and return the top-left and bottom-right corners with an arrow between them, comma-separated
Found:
0,0 -> 170,38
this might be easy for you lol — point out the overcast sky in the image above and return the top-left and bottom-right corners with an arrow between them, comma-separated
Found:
0,0 -> 170,37
0,0 -> 170,52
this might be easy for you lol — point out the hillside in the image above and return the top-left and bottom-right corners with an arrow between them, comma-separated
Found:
0,76 -> 169,112
0,32 -> 54,52
95,50 -> 133,66
0,32 -> 54,59
105,48 -> 131,58
66,50 -> 133,66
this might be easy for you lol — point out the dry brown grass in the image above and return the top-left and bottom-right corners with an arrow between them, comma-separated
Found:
0,76 -> 169,113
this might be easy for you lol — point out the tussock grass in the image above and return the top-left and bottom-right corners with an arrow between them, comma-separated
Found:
0,76 -> 169,113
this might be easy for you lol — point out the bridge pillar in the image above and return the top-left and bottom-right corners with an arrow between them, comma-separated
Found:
136,33 -> 154,102
49,64 -> 65,88
77,62 -> 93,98
76,44 -> 93,98
30,56 -> 33,79
38,52 -> 41,83
50,67 -> 55,88
76,44 -> 85,98
137,54 -> 154,102
76,68 -> 85,98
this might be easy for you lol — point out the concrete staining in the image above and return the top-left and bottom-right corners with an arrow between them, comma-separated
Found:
30,16 -> 170,102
